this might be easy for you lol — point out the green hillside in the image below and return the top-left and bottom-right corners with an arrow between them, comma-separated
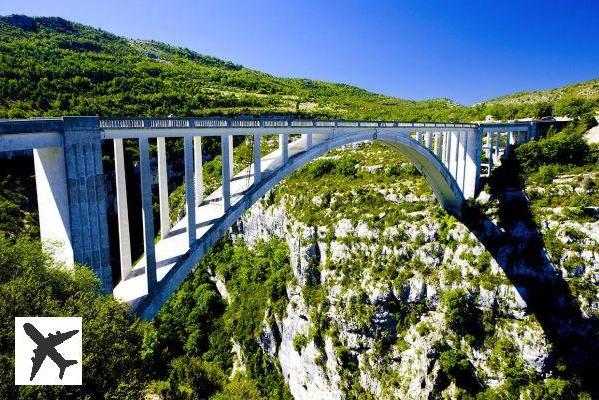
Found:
2,14 -> 597,122
485,78 -> 599,106
0,15 -> 463,121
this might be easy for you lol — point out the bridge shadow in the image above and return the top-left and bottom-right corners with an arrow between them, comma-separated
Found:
461,152 -> 599,395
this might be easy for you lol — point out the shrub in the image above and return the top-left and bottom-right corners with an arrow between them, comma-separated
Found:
439,349 -> 480,392
515,123 -> 591,175
293,333 -> 310,352
440,289 -> 483,339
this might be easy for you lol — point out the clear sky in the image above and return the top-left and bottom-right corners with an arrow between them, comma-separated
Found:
2,0 -> 598,104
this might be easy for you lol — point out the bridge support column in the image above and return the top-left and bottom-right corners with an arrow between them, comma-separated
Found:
113,138 -> 132,279
486,132 -> 494,171
463,128 -> 482,198
62,117 -> 112,293
194,137 -> 204,205
34,146 -> 74,268
157,137 -> 170,239
456,131 -> 467,191
279,133 -> 288,164
434,132 -> 443,159
139,137 -> 157,292
415,131 -> 422,143
305,132 -> 313,150
253,134 -> 261,184
425,131 -> 432,149
222,135 -> 232,211
530,123 -> 539,140
184,137 -> 196,246
449,131 -> 459,177
441,131 -> 451,169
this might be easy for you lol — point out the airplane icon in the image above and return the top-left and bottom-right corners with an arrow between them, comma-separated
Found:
23,322 -> 79,381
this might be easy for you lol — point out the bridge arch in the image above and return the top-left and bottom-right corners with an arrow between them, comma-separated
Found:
133,131 -> 464,318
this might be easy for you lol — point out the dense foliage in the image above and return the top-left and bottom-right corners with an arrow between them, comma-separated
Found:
142,237 -> 293,400
0,235 -> 145,399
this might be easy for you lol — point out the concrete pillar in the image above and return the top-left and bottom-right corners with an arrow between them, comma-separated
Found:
441,132 -> 447,164
62,117 -> 112,293
253,134 -> 261,184
305,132 -> 313,150
530,123 -> 539,140
425,131 -> 433,149
434,132 -> 443,159
193,136 -> 203,205
444,132 -> 452,168
463,128 -> 482,198
113,139 -> 132,279
449,131 -> 460,178
279,133 -> 288,164
157,137 -> 170,239
34,147 -> 74,267
415,131 -> 422,143
494,132 -> 500,160
221,135 -> 231,211
456,131 -> 467,191
138,137 -> 157,292
183,137 -> 196,246
227,135 -> 234,177
486,132 -> 494,171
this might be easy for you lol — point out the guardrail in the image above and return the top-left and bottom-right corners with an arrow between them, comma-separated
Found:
97,117 -> 479,130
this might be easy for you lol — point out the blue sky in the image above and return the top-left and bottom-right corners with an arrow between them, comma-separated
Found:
2,0 -> 598,104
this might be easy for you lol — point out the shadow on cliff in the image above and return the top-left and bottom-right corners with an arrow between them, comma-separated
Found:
460,150 -> 599,395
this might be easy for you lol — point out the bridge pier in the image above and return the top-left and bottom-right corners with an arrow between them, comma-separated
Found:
157,137 -> 170,239
113,138 -> 132,279
139,137 -> 157,292
463,128 -> 482,198
425,131 -> 432,149
222,135 -> 232,211
194,137 -> 204,205
434,132 -> 443,159
253,134 -> 261,183
62,117 -> 112,293
305,132 -> 313,150
184,137 -> 196,246
34,146 -> 74,267
279,133 -> 289,164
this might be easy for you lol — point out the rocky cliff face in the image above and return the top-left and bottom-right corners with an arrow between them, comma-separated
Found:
226,142 -> 598,398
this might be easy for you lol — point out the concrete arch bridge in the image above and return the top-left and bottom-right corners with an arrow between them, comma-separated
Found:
0,117 -> 539,318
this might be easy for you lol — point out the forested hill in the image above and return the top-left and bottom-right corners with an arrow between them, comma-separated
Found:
484,78 -> 599,106
0,15 -> 457,120
0,14 -> 598,122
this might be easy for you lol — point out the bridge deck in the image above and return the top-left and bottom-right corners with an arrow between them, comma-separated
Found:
113,134 -> 327,306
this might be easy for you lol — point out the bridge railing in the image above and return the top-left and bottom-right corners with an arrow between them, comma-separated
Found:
97,117 -> 478,130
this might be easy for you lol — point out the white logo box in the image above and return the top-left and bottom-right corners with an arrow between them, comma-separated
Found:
15,317 -> 82,385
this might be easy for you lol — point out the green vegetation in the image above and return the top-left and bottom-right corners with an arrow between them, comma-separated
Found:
0,234 -> 145,399
144,237 -> 294,399
1,15 -> 598,122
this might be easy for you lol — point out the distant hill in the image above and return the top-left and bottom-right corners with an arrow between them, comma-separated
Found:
484,78 -> 599,107
0,15 -> 597,122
